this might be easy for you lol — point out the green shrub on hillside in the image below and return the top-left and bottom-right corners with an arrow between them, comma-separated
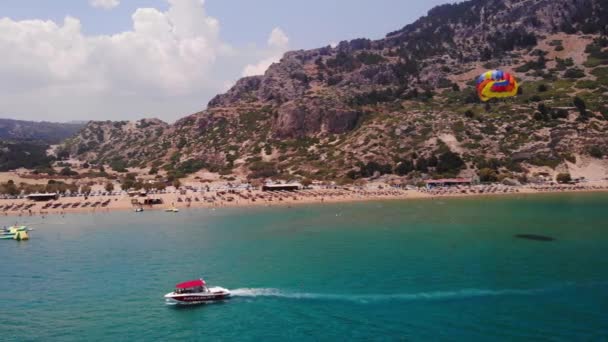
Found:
576,80 -> 602,89
591,67 -> 608,83
357,51 -> 386,65
584,38 -> 608,67
436,151 -> 465,175
556,173 -> 572,183
394,160 -> 414,176
555,57 -> 574,70
478,168 -> 498,182
59,167 -> 78,177
589,146 -> 604,159
248,161 -> 278,179
110,158 -> 128,173
0,141 -> 54,172
564,68 -> 585,79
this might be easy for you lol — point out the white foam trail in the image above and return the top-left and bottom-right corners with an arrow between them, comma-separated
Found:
230,287 -> 551,303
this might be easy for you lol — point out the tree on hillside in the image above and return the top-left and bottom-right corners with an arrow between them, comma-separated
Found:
105,182 -> 115,192
110,159 -> 128,173
436,151 -> 465,174
59,167 -> 78,177
589,146 -> 604,159
121,178 -> 135,191
56,149 -> 70,160
0,180 -> 19,196
360,161 -> 392,178
556,173 -> 572,184
478,168 -> 498,182
301,178 -> 313,187
415,157 -> 429,173
574,96 -> 590,121
394,160 -> 414,176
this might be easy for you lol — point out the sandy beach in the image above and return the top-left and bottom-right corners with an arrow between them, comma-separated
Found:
2,182 -> 608,218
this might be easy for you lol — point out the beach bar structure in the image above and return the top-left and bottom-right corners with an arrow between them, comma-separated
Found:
26,193 -> 60,201
425,178 -> 473,189
144,198 -> 163,205
262,183 -> 302,192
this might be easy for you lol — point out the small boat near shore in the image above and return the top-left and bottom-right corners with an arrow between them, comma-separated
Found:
165,207 -> 179,213
1,226 -> 30,241
164,279 -> 231,305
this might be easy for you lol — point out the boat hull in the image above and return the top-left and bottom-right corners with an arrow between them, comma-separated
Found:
164,288 -> 231,305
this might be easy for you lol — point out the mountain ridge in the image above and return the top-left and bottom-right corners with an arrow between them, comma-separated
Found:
0,118 -> 87,172
60,0 -> 608,183
0,118 -> 86,144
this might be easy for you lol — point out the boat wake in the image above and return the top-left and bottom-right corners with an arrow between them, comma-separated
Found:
230,282 -> 603,303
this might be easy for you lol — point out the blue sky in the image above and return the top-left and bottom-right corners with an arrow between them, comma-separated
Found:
206,0 -> 457,48
0,0 -> 456,122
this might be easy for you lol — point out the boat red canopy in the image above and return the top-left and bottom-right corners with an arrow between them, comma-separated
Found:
176,279 -> 206,289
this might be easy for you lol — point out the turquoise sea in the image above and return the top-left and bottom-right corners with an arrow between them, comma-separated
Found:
1,193 -> 608,341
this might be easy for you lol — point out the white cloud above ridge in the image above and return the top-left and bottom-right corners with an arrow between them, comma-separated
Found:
0,0 -> 289,122
242,27 -> 289,77
268,27 -> 289,48
90,0 -> 120,10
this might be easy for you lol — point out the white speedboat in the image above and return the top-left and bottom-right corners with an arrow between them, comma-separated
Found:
164,279 -> 231,305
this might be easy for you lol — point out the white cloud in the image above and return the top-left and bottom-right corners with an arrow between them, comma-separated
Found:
0,0 -> 288,122
90,0 -> 120,10
268,27 -> 289,48
242,27 -> 289,77
242,56 -> 281,78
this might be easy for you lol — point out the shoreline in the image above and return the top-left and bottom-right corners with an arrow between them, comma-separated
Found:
1,185 -> 608,218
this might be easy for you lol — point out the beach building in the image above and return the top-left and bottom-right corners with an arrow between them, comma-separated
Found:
128,190 -> 148,197
262,183 -> 302,192
26,193 -> 60,201
425,178 -> 472,189
144,198 -> 163,205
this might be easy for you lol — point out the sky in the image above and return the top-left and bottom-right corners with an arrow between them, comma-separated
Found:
0,0 -> 455,123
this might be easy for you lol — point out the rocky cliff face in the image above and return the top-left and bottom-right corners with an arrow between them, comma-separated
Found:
63,0 -> 608,182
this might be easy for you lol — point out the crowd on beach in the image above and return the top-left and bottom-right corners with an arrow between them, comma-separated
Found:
528,184 -> 608,192
420,182 -> 608,197
420,184 -> 521,196
175,187 -> 410,207
0,184 -> 412,216
1,180 -> 608,217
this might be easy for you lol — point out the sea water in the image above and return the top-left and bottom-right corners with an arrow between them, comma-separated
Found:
1,193 -> 607,341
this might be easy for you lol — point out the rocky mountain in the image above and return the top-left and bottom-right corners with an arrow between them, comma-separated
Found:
0,118 -> 85,144
62,0 -> 608,182
61,119 -> 169,164
0,119 -> 86,171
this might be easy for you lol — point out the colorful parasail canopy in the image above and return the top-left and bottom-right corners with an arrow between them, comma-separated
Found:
176,279 -> 206,289
476,70 -> 519,102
